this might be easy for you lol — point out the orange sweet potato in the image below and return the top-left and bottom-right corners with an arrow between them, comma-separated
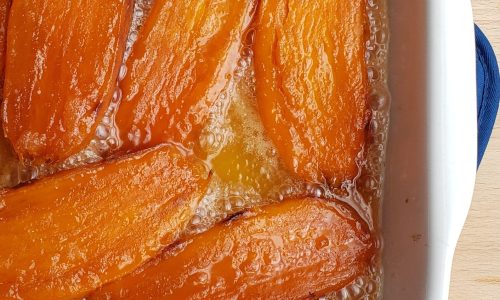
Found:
2,0 -> 133,164
0,145 -> 210,299
89,198 -> 375,299
254,0 -> 369,184
0,1 -> 15,188
0,135 -> 21,188
114,0 -> 256,153
0,0 -> 9,91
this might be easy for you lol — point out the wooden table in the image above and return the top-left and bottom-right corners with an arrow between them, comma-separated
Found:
450,0 -> 500,299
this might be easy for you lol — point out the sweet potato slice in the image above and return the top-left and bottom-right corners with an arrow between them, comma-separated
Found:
114,0 -> 256,153
254,0 -> 369,184
0,135 -> 22,188
0,145 -> 210,299
0,0 -> 9,91
89,198 -> 375,299
2,0 -> 133,164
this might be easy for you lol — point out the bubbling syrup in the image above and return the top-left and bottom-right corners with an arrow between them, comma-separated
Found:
0,0 -> 390,298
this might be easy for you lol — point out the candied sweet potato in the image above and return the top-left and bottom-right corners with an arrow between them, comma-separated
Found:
0,135 -> 22,188
0,1 -> 16,188
254,0 -> 369,184
114,0 -> 256,153
0,0 -> 9,91
2,0 -> 133,164
0,145 -> 210,299
89,198 -> 375,299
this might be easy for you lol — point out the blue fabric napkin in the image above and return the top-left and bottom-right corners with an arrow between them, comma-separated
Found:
476,24 -> 500,167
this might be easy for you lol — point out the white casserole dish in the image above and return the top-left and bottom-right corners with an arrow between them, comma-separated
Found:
382,0 -> 477,299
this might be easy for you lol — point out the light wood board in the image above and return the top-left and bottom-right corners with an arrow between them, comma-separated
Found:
450,0 -> 500,299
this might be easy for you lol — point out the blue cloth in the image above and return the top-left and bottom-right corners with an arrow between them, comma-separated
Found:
476,24 -> 500,167
475,25 -> 500,167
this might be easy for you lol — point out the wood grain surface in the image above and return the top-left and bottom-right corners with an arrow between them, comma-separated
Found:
450,1 -> 500,299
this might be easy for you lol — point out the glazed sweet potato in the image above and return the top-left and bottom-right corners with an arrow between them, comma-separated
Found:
0,145 -> 210,299
114,0 -> 256,153
0,0 -> 9,91
2,0 -> 133,164
89,198 -> 375,299
254,0 -> 369,185
0,135 -> 21,188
